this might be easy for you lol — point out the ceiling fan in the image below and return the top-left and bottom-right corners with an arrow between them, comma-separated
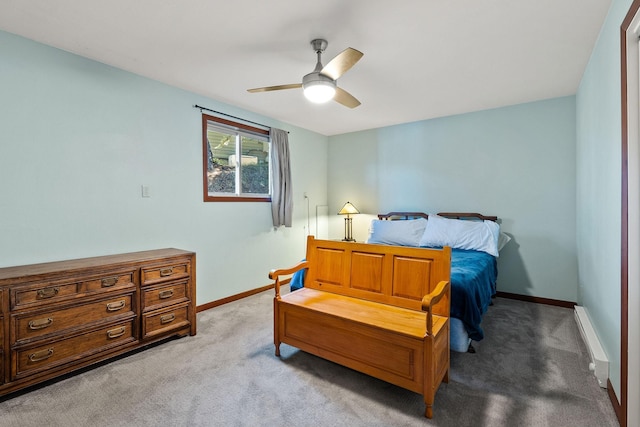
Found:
247,39 -> 363,108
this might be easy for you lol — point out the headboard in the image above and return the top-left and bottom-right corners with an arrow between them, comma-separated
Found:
378,212 -> 498,222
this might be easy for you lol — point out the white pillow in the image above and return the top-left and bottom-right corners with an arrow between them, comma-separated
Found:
419,215 -> 500,257
367,218 -> 427,247
498,232 -> 511,251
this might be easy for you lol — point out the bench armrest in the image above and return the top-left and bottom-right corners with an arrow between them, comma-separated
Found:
269,261 -> 309,298
421,280 -> 450,335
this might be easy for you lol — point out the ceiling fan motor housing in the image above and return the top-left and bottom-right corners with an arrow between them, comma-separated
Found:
302,71 -> 335,88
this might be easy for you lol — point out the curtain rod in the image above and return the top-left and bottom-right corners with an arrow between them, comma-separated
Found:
193,104 -> 288,134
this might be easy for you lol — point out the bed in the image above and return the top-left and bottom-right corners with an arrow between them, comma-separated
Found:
290,211 -> 506,352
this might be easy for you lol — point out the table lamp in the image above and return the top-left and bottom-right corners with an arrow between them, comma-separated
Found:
338,201 -> 359,241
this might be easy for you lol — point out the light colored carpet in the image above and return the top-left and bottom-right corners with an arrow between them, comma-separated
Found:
0,289 -> 618,426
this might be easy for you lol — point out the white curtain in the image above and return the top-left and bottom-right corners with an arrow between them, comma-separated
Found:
270,128 -> 292,227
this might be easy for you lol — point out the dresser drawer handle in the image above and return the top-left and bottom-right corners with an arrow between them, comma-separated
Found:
29,348 -> 54,363
158,289 -> 174,299
107,326 -> 126,339
28,317 -> 53,330
36,287 -> 59,299
106,300 -> 126,311
160,313 -> 175,324
160,267 -> 173,277
159,268 -> 174,277
101,277 -> 119,287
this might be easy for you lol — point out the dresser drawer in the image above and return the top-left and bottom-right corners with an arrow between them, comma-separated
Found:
142,303 -> 190,340
141,280 -> 189,312
12,270 -> 135,310
14,293 -> 134,343
13,319 -> 136,380
141,262 -> 189,286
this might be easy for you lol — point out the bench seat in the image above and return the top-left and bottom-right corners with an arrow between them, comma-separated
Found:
270,237 -> 451,418
281,288 -> 448,339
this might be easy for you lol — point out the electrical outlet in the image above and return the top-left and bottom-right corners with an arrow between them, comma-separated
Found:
141,185 -> 150,198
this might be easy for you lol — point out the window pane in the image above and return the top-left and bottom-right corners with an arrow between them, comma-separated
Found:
207,129 -> 237,194
240,135 -> 269,194
202,113 -> 272,202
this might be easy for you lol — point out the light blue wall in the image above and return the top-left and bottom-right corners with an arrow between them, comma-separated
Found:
328,97 -> 577,302
576,0 -> 631,402
0,31 -> 328,304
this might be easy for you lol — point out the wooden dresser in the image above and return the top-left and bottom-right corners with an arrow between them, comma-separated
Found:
0,248 -> 196,397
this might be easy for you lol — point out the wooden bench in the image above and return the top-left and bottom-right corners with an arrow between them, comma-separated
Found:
269,236 -> 451,418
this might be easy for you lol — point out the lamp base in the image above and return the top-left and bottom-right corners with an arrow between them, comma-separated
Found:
342,216 -> 355,242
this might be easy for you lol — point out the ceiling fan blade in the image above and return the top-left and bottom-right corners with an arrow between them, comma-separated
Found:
334,87 -> 361,108
247,83 -> 302,93
321,47 -> 363,81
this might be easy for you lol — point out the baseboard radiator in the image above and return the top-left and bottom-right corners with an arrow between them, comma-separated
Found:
574,306 -> 608,388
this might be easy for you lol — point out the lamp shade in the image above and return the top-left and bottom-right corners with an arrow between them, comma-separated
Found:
338,202 -> 359,215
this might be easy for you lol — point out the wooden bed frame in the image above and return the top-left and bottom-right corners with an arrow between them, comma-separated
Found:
269,236 -> 452,418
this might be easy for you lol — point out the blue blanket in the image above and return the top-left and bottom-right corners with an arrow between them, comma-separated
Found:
290,264 -> 306,291
289,248 -> 496,341
449,248 -> 497,341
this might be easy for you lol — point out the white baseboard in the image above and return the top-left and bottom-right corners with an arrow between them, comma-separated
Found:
574,306 -> 608,388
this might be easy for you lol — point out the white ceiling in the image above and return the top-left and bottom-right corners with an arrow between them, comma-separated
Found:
0,0 -> 612,136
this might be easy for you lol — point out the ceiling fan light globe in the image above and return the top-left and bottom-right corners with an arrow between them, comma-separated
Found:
303,81 -> 336,103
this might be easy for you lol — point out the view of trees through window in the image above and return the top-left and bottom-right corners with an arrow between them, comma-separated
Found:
202,114 -> 271,202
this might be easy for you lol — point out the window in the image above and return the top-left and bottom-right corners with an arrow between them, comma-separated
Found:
202,114 -> 271,202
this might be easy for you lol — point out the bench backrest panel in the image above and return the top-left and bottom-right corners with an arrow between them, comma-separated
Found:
305,236 -> 451,314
